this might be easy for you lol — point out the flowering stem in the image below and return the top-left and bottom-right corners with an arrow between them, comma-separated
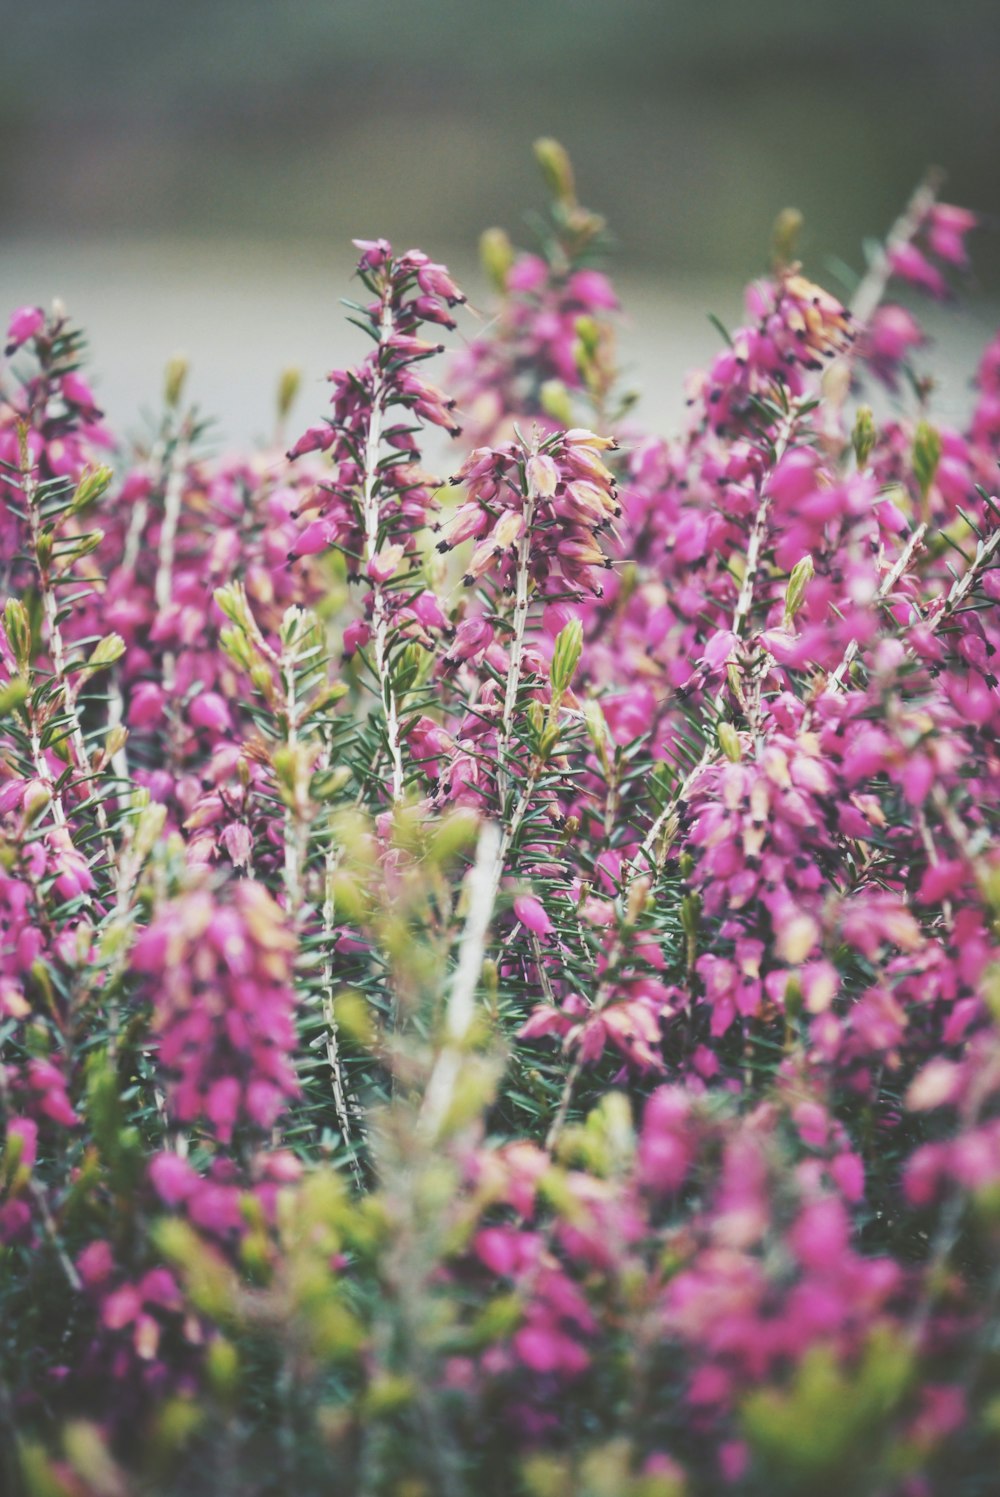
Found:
497,490 -> 537,807
730,485 -> 773,647
823,170 -> 944,431
277,615 -> 363,1184
20,432 -> 114,868
550,411 -> 804,1145
281,649 -> 304,914
850,169 -> 944,327
27,702 -> 68,829
362,293 -> 406,803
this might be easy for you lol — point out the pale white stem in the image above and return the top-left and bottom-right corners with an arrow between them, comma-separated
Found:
419,821 -> 502,1139
153,439 -> 189,693
497,494 -> 536,806
106,678 -> 131,796
28,715 -> 67,828
823,522 -> 928,695
361,295 -> 405,802
730,484 -> 773,645
282,645 -> 302,913
322,835 -> 364,1187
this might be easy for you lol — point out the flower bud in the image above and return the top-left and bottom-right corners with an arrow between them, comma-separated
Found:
214,582 -> 254,632
533,137 -> 576,206
717,722 -> 743,763
310,764 -> 353,801
86,634 -> 126,672
250,660 -> 278,700
550,618 -> 584,700
540,380 -> 573,425
625,874 -> 651,927
67,463 -> 113,516
4,600 -> 31,672
527,454 -> 559,498
680,893 -> 701,940
61,529 -> 105,565
103,724 -> 128,761
584,700 -> 610,770
782,554 -> 815,628
480,227 -> 514,292
206,1338 -> 240,1404
0,678 -> 27,718
771,206 -> 804,273
219,625 -> 254,673
276,366 -> 301,423
912,419 -> 941,504
164,354 -> 189,410
852,405 -> 877,469
22,780 -> 52,823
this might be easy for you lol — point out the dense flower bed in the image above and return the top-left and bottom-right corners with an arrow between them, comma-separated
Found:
2,144 -> 1000,1495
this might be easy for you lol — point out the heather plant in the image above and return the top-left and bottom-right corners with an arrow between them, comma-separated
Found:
2,145 -> 1000,1496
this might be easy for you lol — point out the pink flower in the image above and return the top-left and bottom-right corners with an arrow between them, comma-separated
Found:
102,1284 -> 142,1330
889,244 -> 948,298
926,204 -> 977,267
790,1197 -> 849,1273
829,1152 -> 865,1202
128,681 -> 166,729
5,305 -> 44,351
77,1239 -> 115,1287
149,1151 -> 199,1207
513,894 -> 552,938
189,692 -> 232,734
514,1322 -> 589,1378
5,1115 -> 37,1169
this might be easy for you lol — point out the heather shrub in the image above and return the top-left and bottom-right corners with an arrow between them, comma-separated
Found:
2,145 -> 1000,1496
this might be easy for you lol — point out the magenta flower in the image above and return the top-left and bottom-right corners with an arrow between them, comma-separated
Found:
5,304 -> 45,352
513,893 -> 552,938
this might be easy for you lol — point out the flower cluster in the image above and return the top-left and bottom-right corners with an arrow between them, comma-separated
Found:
3,150 -> 1000,1497
131,879 -> 299,1142
686,271 -> 854,435
442,427 -> 619,599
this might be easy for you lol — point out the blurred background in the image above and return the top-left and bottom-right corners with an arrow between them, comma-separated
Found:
2,0 -> 999,442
